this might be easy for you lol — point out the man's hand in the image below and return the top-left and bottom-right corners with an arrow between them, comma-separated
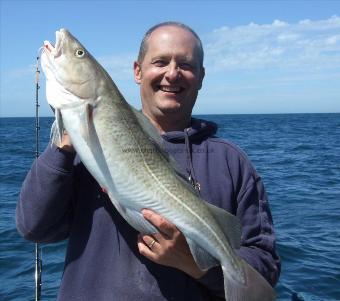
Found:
137,209 -> 206,279
57,132 -> 75,153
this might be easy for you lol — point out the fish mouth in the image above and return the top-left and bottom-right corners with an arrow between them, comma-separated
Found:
43,29 -> 65,57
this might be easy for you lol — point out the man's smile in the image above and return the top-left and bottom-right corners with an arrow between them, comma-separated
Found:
158,85 -> 184,93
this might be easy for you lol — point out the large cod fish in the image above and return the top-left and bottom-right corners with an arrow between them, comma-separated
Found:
40,28 -> 276,301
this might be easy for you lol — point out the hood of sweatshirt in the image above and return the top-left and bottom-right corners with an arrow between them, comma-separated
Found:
161,118 -> 217,143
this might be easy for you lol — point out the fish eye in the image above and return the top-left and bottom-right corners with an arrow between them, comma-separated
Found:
75,49 -> 85,58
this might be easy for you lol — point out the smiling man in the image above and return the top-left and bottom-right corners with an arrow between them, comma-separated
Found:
132,22 -> 280,297
134,24 -> 205,133
17,22 -> 280,300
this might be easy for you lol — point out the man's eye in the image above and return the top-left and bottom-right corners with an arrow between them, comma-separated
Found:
152,60 -> 167,67
180,63 -> 193,70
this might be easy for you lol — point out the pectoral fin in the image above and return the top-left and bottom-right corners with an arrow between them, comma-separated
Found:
50,108 -> 64,146
82,103 -> 96,149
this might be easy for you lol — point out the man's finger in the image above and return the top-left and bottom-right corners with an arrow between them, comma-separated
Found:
141,234 -> 158,250
142,209 -> 176,237
137,235 -> 158,259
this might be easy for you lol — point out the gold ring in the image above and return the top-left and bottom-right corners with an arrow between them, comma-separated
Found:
148,239 -> 156,249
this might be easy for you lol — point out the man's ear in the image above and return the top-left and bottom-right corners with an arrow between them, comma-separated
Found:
198,66 -> 205,90
134,61 -> 142,84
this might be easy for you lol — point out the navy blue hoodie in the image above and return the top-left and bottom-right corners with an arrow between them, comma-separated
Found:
16,118 -> 280,301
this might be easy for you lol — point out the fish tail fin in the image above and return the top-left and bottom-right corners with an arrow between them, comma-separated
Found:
221,259 -> 276,301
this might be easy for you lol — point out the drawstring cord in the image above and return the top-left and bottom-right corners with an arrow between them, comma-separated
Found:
184,128 -> 201,193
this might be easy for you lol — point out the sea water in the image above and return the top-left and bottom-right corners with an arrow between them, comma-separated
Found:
1,114 -> 339,300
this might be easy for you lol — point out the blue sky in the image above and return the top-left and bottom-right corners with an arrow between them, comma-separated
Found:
1,0 -> 339,117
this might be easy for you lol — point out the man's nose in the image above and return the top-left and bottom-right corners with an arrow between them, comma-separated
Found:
165,63 -> 180,82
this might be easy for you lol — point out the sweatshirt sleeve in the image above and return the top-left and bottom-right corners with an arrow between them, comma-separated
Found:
235,169 -> 281,287
16,144 -> 77,243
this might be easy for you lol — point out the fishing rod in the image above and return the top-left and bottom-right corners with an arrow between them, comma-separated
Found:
35,55 -> 42,301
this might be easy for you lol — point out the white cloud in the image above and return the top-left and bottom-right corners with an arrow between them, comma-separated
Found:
325,35 -> 340,45
204,16 -> 340,72
97,53 -> 136,81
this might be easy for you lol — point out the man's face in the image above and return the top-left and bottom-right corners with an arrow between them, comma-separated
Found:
134,26 -> 205,125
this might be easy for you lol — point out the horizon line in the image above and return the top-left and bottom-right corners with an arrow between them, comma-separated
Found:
1,112 -> 339,118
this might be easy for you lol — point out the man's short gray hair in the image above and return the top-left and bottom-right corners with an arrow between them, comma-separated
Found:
137,21 -> 204,68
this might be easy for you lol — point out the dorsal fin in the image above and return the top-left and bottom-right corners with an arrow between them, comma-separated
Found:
205,202 -> 242,249
129,105 -> 163,147
129,105 -> 194,186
